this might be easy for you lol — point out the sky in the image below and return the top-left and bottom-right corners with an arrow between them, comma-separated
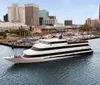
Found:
0,0 -> 100,24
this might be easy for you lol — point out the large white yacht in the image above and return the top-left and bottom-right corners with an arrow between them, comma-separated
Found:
5,36 -> 93,63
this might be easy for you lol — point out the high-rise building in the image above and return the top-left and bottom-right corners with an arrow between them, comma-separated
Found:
3,14 -> 8,22
86,18 -> 91,26
39,10 -> 49,20
64,20 -> 72,26
8,3 -> 25,23
90,19 -> 95,27
39,10 -> 49,25
39,17 -> 43,25
99,4 -> 100,20
85,18 -> 100,30
19,7 -> 25,23
25,4 -> 39,26
94,19 -> 100,28
8,4 -> 19,22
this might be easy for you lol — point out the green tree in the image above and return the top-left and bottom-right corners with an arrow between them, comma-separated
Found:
79,23 -> 92,32
8,29 -> 29,37
0,32 -> 7,38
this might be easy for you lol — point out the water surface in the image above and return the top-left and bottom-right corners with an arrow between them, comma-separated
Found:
0,39 -> 100,85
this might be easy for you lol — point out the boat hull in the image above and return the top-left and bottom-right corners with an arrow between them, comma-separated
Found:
5,50 -> 93,64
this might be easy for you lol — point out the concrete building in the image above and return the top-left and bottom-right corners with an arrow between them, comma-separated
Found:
90,19 -> 96,28
49,16 -> 56,19
39,17 -> 43,25
8,3 -> 25,23
8,4 -> 19,22
25,4 -> 39,26
86,18 -> 100,27
94,19 -> 100,27
86,18 -> 95,29
64,20 -> 72,26
39,10 -> 49,19
3,14 -> 8,22
19,7 -> 25,23
85,18 -> 100,30
86,18 -> 91,26
43,17 -> 58,26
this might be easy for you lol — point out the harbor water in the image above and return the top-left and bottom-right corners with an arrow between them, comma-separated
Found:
0,38 -> 100,85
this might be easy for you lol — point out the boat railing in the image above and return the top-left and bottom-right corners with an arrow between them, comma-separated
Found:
14,55 -> 21,58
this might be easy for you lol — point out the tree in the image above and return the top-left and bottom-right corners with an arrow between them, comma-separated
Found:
8,29 -> 29,37
0,32 -> 7,38
79,23 -> 92,32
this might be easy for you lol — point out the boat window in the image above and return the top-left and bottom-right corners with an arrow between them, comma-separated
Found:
50,41 -> 67,44
24,48 -> 92,58
39,40 -> 50,44
31,44 -> 89,51
38,40 -> 68,44
23,54 -> 33,58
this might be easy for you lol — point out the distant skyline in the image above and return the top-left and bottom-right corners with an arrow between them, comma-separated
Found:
0,0 -> 100,24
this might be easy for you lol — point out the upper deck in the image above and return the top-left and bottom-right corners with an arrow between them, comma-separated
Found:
32,38 -> 88,50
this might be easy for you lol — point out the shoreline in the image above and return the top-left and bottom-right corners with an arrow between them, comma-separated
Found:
0,42 -> 32,49
0,36 -> 99,49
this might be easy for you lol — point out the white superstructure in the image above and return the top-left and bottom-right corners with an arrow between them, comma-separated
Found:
5,37 -> 93,63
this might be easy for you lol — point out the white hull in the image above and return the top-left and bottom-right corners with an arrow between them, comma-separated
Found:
5,56 -> 74,63
5,50 -> 92,63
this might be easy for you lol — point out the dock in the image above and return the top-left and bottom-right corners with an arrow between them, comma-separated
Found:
0,34 -> 99,49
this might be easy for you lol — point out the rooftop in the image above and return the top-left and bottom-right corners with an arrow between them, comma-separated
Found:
25,4 -> 39,8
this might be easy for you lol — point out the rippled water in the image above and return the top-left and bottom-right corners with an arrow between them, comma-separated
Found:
0,39 -> 100,85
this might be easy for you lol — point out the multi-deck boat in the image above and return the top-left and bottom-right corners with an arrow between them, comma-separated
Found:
5,36 -> 93,63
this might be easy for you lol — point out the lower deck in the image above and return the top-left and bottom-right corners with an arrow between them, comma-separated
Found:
23,49 -> 93,58
5,50 -> 93,63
